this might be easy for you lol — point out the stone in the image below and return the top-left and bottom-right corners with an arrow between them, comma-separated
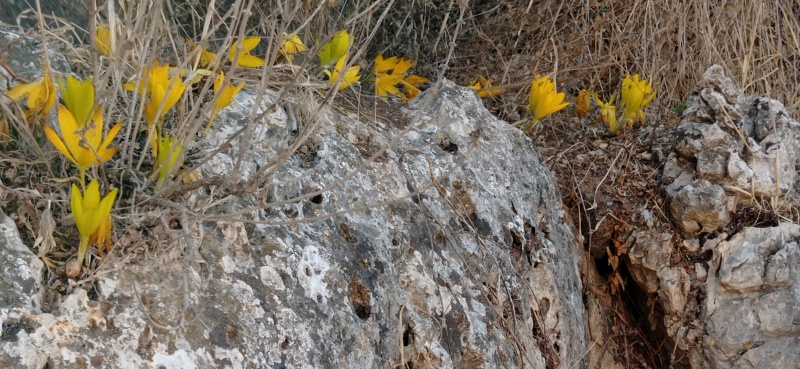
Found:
700,224 -> 800,369
669,179 -> 730,235
0,27 -> 70,82
0,78 -> 592,368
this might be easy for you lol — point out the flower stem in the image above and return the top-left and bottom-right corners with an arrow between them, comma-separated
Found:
77,236 -> 89,266
79,167 -> 86,191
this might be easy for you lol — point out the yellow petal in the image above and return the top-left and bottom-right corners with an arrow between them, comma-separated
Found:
44,125 -> 77,164
96,25 -> 111,56
318,30 -> 351,68
6,81 -> 38,102
235,55 -> 264,68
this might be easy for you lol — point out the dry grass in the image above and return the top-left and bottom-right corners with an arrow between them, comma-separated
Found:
0,0 -> 798,368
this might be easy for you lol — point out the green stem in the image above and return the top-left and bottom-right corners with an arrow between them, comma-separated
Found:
77,236 -> 89,266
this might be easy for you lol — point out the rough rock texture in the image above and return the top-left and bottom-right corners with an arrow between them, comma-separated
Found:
663,65 -> 800,235
0,27 -> 71,83
0,68 -> 591,367
624,65 -> 800,369
0,2 -> 87,30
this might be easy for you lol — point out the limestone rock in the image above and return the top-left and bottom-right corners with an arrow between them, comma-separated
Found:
669,179 -> 730,235
663,65 -> 800,237
0,79 -> 591,368
623,65 -> 800,369
699,224 -> 800,369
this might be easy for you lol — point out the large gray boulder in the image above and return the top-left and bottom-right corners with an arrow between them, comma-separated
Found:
0,77 -> 591,368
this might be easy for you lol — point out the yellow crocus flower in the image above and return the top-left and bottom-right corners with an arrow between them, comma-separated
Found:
280,33 -> 308,63
142,64 -> 187,126
155,134 -> 184,190
527,74 -> 569,125
594,93 -> 619,135
207,72 -> 244,131
620,74 -> 655,126
96,25 -> 111,56
6,67 -> 57,121
187,39 -> 217,68
228,37 -> 264,68
401,75 -> 429,102
324,55 -> 360,91
44,105 -> 120,183
71,179 -> 117,266
58,75 -> 95,127
318,30 -> 351,68
373,54 -> 405,100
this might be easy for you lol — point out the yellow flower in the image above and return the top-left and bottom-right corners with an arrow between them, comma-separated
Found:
58,75 -> 95,127
44,105 -> 120,173
527,74 -> 569,124
620,74 -> 655,126
373,55 -> 427,101
594,93 -> 619,135
318,30 -> 351,68
96,25 -> 111,56
71,179 -> 117,265
324,55 -> 360,91
280,33 -> 308,63
400,75 -> 429,102
576,89 -> 591,118
141,64 -> 187,126
155,134 -> 184,190
373,54 -> 405,100
207,72 -> 245,131
6,67 -> 57,120
467,76 -> 505,98
187,39 -> 217,67
228,37 -> 264,68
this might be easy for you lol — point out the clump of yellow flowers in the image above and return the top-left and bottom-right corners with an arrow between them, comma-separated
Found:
581,73 -> 656,135
37,75 -> 120,269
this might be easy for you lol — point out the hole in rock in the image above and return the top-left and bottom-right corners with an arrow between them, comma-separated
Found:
348,276 -> 372,320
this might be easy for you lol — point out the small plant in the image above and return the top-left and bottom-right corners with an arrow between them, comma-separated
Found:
207,71 -> 245,131
279,33 -> 308,63
520,74 -> 569,131
95,25 -> 111,57
575,89 -> 591,118
620,74 -> 655,127
44,105 -> 120,186
154,134 -> 184,191
325,55 -> 361,91
594,93 -> 619,135
70,180 -> 117,266
228,37 -> 265,68
318,30 -> 351,69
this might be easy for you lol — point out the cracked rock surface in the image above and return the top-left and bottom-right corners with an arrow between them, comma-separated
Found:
624,65 -> 800,369
0,54 -> 591,368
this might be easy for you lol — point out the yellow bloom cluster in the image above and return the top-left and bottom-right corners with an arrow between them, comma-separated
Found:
582,74 -> 656,135
12,74 -> 122,268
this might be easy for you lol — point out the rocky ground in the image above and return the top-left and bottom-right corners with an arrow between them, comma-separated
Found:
2,1 -> 800,368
